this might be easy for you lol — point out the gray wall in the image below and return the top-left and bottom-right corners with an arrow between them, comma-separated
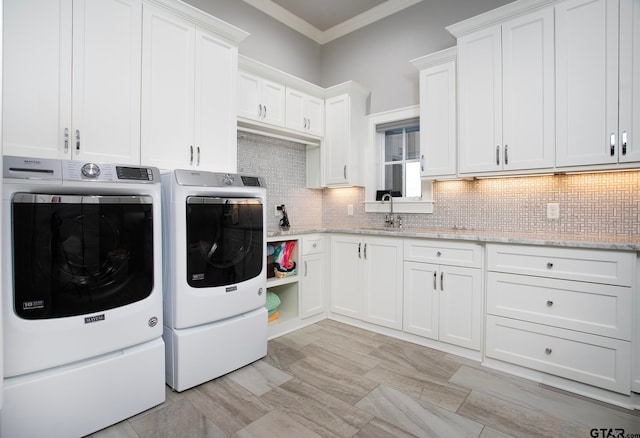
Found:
183,0 -> 322,84
184,0 -> 513,113
320,0 -> 513,114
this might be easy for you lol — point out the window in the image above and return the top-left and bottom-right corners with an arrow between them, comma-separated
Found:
381,121 -> 421,198
364,106 -> 433,214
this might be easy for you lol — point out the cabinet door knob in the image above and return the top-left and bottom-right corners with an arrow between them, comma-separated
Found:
190,145 -> 194,165
547,262 -> 553,269
304,260 -> 308,276
546,300 -> 554,307
75,129 -> 81,151
545,348 -> 552,355
622,131 -> 628,155
440,272 -> 444,291
64,128 -> 70,153
197,146 -> 201,166
436,251 -> 442,257
610,132 -> 616,156
258,104 -> 263,118
504,144 -> 509,165
433,271 -> 437,290
358,242 -> 361,259
496,145 -> 500,165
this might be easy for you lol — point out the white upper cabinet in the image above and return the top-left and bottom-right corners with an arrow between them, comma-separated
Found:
457,6 -> 555,175
285,88 -> 324,137
411,48 -> 457,179
324,82 -> 369,187
556,0 -> 640,167
237,71 -> 286,127
141,1 -> 245,172
3,0 -> 142,164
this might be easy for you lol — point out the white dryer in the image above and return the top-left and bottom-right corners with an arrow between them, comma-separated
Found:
162,169 -> 267,392
1,156 -> 165,437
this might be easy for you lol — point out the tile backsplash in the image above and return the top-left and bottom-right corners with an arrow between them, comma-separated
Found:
237,132 -> 323,231
239,132 -> 640,236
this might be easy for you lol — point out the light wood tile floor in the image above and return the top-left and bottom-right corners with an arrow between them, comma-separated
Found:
90,320 -> 640,438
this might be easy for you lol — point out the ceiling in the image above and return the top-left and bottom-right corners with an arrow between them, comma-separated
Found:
242,0 -> 425,44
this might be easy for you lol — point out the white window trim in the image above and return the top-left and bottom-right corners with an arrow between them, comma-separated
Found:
364,105 -> 434,214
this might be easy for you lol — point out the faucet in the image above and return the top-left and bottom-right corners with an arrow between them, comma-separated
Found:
381,193 -> 394,227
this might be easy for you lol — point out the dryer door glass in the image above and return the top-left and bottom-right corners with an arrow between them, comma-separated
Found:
12,194 -> 154,319
186,197 -> 264,288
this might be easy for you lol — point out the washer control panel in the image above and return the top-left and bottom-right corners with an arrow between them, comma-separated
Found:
63,160 -> 158,183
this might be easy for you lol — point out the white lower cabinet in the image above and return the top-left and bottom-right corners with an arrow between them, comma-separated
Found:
300,235 -> 326,319
403,240 -> 483,351
330,235 -> 403,330
486,244 -> 634,394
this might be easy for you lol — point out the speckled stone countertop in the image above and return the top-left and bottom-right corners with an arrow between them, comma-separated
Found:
267,227 -> 640,251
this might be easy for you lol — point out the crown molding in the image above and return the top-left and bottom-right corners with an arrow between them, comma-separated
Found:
243,0 -> 424,44
446,0 -> 557,38
410,46 -> 456,70
319,0 -> 424,44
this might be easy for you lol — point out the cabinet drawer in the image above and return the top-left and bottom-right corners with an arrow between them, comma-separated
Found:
487,272 -> 632,340
404,239 -> 482,267
486,315 -> 631,394
487,244 -> 635,286
302,235 -> 324,255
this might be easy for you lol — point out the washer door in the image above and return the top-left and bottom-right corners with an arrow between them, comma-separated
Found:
11,193 -> 154,319
185,196 -> 263,288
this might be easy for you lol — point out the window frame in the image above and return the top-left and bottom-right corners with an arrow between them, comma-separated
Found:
380,125 -> 421,199
363,105 -> 434,214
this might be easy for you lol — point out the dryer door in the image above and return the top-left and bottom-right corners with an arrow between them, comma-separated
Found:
185,196 -> 263,288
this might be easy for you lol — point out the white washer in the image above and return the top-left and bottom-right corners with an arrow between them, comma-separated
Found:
162,169 -> 267,392
1,156 -> 165,438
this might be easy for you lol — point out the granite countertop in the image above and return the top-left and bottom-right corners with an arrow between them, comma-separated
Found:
267,227 -> 640,251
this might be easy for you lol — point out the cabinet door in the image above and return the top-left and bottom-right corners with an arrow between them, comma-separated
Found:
619,0 -> 640,164
300,253 -> 325,319
362,238 -> 403,330
261,79 -> 286,127
458,25 -> 502,174
420,60 -> 457,178
502,7 -> 555,171
194,28 -> 238,173
237,71 -> 262,121
324,94 -> 350,185
556,0 -> 619,167
305,95 -> 325,137
403,261 -> 439,339
141,4 -> 195,170
72,0 -> 141,164
438,266 -> 482,351
3,0 -> 72,159
285,88 -> 306,132
330,235 -> 361,318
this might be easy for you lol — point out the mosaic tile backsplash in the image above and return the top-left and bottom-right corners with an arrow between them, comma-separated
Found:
237,132 -> 323,231
239,132 -> 640,236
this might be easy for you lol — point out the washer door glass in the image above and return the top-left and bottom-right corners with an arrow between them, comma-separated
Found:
12,193 -> 155,319
186,197 -> 263,288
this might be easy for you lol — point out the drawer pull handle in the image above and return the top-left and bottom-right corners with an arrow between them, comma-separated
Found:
545,348 -> 552,355
433,271 -> 437,290
546,300 -> 554,307
546,262 -> 553,269
436,251 -> 442,257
